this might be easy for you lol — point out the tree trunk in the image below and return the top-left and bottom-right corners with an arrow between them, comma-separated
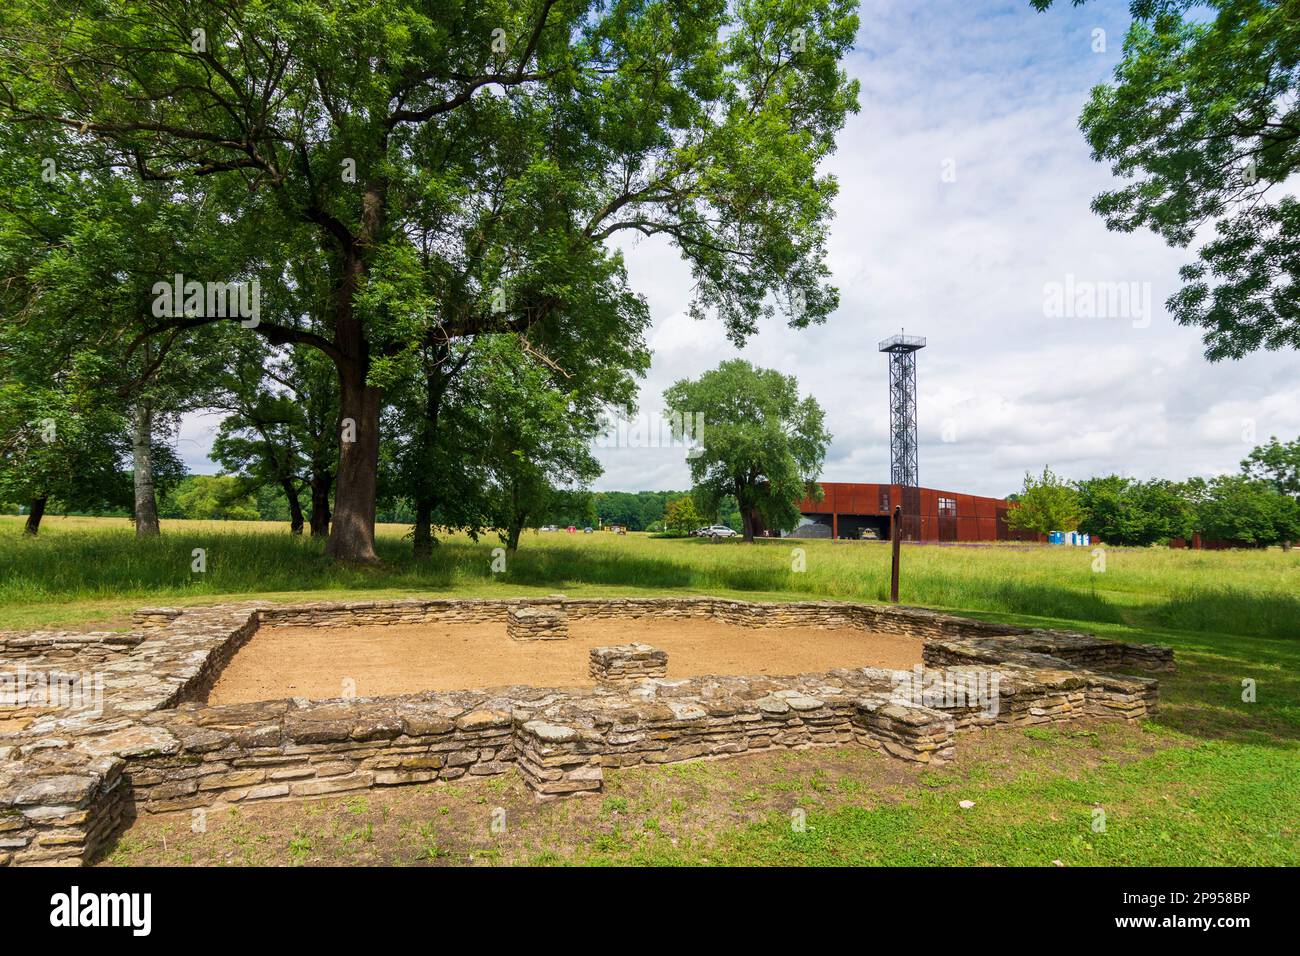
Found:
413,497 -> 435,558
24,496 -> 46,536
131,402 -> 161,537
281,478 -> 304,535
309,475 -> 331,537
325,360 -> 381,562
321,199 -> 386,563
736,479 -> 755,543
505,521 -> 523,558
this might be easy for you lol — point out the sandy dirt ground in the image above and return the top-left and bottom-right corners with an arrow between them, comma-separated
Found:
206,619 -> 924,704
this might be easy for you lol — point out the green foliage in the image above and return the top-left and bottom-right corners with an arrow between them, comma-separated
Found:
664,496 -> 705,536
471,336 -> 605,551
3,517 -> 1298,645
664,360 -> 829,541
1195,475 -> 1300,546
1005,467 -> 1082,537
589,491 -> 672,532
0,382 -> 129,519
1036,0 -> 1300,359
168,476 -> 260,522
1075,476 -> 1192,545
211,341 -> 339,534
1242,435 -> 1300,498
0,0 -> 862,561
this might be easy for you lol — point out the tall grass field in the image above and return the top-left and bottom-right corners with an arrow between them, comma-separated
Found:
4,515 -> 1298,866
1,515 -> 1295,640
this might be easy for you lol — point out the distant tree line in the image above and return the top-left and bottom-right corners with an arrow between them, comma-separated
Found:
6,478 -> 749,537
1007,437 -> 1300,547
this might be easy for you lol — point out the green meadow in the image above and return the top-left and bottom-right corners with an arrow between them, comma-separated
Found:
5,515 -> 1297,866
1,514 -> 1294,640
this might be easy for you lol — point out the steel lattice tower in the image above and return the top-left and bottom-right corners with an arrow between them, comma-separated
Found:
878,333 -> 926,488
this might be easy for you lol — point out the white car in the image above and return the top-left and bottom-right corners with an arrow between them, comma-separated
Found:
701,524 -> 738,538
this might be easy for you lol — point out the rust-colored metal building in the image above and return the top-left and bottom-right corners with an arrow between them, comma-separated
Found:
788,482 -> 1032,542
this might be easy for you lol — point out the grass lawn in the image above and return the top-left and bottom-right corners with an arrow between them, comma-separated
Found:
3,515 -> 1296,865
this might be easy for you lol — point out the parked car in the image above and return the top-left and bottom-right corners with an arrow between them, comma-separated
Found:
582,527 -> 594,534
701,525 -> 738,538
540,525 -> 558,532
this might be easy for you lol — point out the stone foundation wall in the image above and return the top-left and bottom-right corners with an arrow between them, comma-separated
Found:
924,631 -> 1174,674
507,607 -> 569,641
0,631 -> 142,665
249,597 -> 1023,635
0,596 -> 1174,866
0,750 -> 127,867
589,644 -> 668,684
125,696 -> 515,813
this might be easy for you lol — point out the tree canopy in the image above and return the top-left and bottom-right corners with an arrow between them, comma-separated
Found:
1034,0 -> 1300,359
1005,466 -> 1083,537
664,359 -> 829,542
0,0 -> 861,561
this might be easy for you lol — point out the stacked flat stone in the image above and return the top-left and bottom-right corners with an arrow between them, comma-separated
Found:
0,631 -> 142,664
516,720 -> 603,799
0,595 -> 1175,866
506,606 -> 568,641
589,644 -> 668,684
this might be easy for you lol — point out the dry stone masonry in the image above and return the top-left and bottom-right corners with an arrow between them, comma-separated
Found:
589,644 -> 668,684
0,596 -> 1173,866
506,606 -> 569,641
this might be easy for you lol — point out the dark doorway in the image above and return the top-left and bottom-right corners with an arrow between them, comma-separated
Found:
834,514 -> 891,540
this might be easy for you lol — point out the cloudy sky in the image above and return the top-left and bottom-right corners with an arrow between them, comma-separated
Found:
178,0 -> 1300,499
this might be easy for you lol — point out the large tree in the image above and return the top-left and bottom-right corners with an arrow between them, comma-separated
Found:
1196,474 -> 1300,546
0,124 -> 245,536
1034,0 -> 1300,359
664,359 -> 829,542
0,0 -> 860,562
0,381 -> 129,534
1242,435 -> 1300,500
1005,466 -> 1082,537
1074,474 -> 1192,545
211,339 -> 339,536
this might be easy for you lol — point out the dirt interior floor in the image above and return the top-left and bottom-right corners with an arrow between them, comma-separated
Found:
206,619 -> 924,704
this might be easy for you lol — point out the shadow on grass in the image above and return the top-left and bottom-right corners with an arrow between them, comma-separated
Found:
1147,629 -> 1300,748
890,570 -> 1129,628
501,545 -> 790,592
1144,588 -> 1300,642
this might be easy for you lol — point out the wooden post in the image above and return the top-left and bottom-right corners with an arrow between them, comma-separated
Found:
890,505 -> 902,603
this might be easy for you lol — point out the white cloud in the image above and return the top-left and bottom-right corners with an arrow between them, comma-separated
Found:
596,0 -> 1300,496
180,0 -> 1300,499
